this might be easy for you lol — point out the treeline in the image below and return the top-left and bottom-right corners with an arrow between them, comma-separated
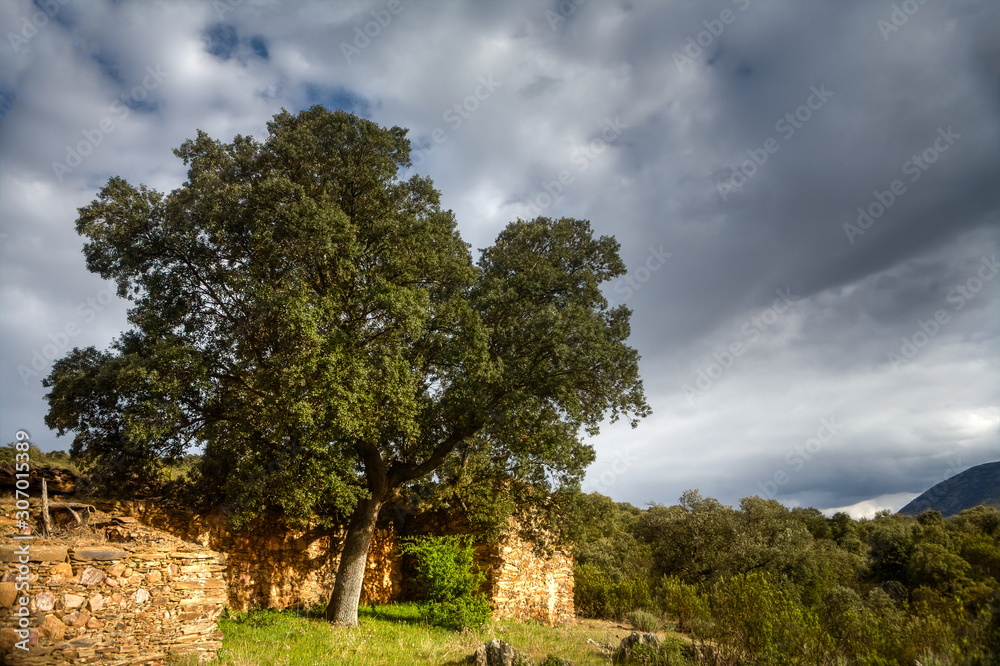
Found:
568,490 -> 1000,665
0,444 -> 202,494
0,443 -> 79,472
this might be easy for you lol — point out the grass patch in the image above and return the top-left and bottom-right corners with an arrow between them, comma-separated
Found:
624,609 -> 659,633
215,603 -> 678,665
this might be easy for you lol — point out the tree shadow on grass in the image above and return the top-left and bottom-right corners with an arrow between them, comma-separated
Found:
357,602 -> 426,627
288,602 -> 427,627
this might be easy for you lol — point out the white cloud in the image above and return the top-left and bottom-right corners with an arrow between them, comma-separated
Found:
821,492 -> 920,520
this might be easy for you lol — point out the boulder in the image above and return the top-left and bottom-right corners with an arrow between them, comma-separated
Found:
472,638 -> 533,666
614,632 -> 659,662
40,614 -> 66,641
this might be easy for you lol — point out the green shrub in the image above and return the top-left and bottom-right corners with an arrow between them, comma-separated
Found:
574,562 -> 652,619
706,572 -> 829,665
400,535 -> 491,631
0,443 -> 81,474
626,608 -> 659,632
538,656 -> 574,666
423,594 -> 492,632
655,576 -> 709,634
655,636 -> 697,666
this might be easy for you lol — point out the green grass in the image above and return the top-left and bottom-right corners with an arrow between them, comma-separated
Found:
624,609 -> 660,633
212,603 -> 673,665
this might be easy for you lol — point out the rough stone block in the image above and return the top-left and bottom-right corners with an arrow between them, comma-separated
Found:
71,547 -> 127,561
48,561 -> 74,580
172,579 -> 224,590
79,567 -> 106,588
40,614 -> 67,641
65,611 -> 91,628
0,581 -> 17,607
34,591 -> 55,612
0,627 -> 20,650
63,593 -> 86,609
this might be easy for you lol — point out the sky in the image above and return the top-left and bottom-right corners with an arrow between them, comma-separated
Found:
1,0 -> 998,519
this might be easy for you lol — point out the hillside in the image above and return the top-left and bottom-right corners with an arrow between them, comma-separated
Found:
898,460 -> 1000,517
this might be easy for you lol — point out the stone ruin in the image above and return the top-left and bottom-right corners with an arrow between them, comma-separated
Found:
92,498 -> 575,625
0,487 -> 575,664
0,536 -> 226,664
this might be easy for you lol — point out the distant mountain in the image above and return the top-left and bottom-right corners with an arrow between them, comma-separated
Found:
898,461 -> 1000,517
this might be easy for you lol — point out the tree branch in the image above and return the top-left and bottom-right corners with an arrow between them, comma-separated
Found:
387,427 -> 479,488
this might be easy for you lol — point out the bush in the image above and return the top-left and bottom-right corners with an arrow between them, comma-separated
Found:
626,608 -> 659,632
656,576 -> 709,634
706,572 -> 829,665
400,535 -> 491,631
574,562 -> 652,619
423,594 -> 492,632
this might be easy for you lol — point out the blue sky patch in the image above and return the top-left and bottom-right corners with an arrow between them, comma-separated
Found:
90,51 -> 125,85
250,35 -> 269,60
203,23 -> 239,60
202,23 -> 270,64
304,84 -> 371,116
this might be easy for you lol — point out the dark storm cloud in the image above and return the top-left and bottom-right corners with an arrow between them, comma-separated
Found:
0,0 -> 996,517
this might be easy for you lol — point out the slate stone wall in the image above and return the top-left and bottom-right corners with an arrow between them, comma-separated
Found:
0,497 -> 574,664
401,510 -> 575,625
91,499 -> 402,611
103,500 -> 576,625
0,542 -> 225,665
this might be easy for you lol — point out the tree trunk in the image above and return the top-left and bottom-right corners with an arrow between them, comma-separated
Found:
324,496 -> 384,625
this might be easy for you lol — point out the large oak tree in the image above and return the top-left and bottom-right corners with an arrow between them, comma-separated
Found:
44,106 -> 649,625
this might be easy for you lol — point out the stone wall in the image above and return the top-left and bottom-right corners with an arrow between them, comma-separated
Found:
401,510 -> 575,625
102,500 -> 576,625
91,500 -> 402,611
489,531 -> 575,625
80,499 -> 573,626
0,541 -> 225,665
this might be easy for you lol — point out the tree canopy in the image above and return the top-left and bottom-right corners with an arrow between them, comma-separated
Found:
43,106 -> 650,625
570,490 -> 1000,664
